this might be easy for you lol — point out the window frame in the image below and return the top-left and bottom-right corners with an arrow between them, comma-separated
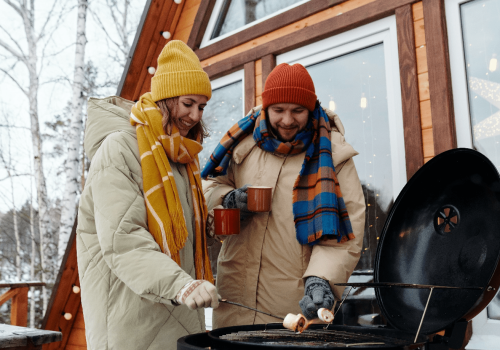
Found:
200,0 -> 310,49
209,69 -> 246,117
276,15 -> 407,199
445,0 -> 500,345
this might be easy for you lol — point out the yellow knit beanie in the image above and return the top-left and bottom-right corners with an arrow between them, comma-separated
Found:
151,40 -> 212,101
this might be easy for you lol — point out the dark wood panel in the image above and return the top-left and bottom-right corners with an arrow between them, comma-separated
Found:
204,0 -> 420,79
195,0 -> 348,61
244,61 -> 255,114
396,5 -> 423,180
261,54 -> 276,90
423,0 -> 456,155
187,0 -> 217,50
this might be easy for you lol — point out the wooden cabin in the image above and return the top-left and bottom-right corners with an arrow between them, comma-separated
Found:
43,0 -> 500,348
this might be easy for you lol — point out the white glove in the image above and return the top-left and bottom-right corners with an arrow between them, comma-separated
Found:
176,280 -> 220,310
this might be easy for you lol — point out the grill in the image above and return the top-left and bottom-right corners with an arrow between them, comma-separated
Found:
217,325 -> 415,348
178,148 -> 500,350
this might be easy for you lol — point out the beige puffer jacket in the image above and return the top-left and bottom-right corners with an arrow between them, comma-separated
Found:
77,96 -> 205,350
203,106 -> 366,329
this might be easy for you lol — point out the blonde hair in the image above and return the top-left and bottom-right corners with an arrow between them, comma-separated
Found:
156,97 -> 209,143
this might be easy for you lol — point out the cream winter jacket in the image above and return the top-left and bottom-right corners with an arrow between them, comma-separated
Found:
77,96 -> 205,350
203,106 -> 366,329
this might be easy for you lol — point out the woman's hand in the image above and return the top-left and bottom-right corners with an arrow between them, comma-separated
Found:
177,280 -> 220,310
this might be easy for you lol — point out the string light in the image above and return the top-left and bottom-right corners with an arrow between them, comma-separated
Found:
329,100 -> 336,111
162,31 -> 171,40
489,54 -> 497,72
360,93 -> 367,109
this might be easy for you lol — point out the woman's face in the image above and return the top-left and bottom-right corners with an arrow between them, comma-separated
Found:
172,95 -> 208,137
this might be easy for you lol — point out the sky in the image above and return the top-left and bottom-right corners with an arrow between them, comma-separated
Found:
0,0 -> 147,213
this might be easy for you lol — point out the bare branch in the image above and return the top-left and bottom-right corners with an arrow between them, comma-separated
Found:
0,37 -> 27,64
0,66 -> 28,96
0,173 -> 32,182
0,124 -> 30,130
3,0 -> 23,17
0,23 -> 28,60
88,7 -> 126,56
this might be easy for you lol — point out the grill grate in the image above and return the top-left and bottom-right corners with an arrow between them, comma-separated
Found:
219,328 -> 411,347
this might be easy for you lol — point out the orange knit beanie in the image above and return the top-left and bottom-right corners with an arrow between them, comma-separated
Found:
262,63 -> 317,111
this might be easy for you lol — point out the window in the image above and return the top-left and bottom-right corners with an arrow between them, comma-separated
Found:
277,16 -> 405,326
199,70 -> 245,169
201,0 -> 309,48
446,0 -> 500,345
201,70 -> 244,287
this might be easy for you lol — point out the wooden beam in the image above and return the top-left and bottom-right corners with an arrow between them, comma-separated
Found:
195,0 -> 348,61
244,61 -> 255,114
10,287 -> 28,327
0,282 -> 45,289
261,54 -> 276,90
423,0 -> 456,155
0,289 -> 18,308
203,0 -> 421,79
396,4 -> 423,180
187,0 -> 217,50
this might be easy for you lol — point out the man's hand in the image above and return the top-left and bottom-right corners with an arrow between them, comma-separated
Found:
177,280 -> 220,310
299,276 -> 334,320
222,184 -> 253,220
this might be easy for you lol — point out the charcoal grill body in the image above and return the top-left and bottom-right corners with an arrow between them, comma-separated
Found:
178,149 -> 500,350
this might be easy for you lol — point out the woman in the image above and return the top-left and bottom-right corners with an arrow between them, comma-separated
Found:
76,40 -> 218,350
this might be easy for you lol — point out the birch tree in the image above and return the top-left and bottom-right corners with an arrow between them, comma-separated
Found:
0,0 -> 67,313
58,0 -> 88,262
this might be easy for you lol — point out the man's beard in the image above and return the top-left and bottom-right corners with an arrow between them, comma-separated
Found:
270,124 -> 299,142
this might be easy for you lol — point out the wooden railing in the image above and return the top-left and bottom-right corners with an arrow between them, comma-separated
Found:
0,281 -> 45,327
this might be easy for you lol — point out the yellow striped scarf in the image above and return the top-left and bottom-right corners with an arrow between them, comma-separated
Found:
130,93 -> 213,282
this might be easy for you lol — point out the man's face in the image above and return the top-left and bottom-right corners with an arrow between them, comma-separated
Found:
267,103 -> 309,142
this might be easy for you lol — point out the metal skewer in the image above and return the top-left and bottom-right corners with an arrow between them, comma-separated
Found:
219,299 -> 285,320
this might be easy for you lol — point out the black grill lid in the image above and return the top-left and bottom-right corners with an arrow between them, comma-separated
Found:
374,148 -> 500,335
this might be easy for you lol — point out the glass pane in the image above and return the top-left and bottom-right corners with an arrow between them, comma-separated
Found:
306,44 -> 392,326
200,80 -> 243,278
211,0 -> 304,39
460,0 -> 500,321
200,80 -> 243,170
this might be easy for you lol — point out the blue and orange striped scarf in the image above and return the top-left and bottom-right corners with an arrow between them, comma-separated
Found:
201,103 -> 354,245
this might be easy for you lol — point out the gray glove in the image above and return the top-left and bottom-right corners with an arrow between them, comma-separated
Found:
299,276 -> 335,320
222,184 -> 252,220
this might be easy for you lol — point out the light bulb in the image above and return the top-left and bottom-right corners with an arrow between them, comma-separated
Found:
360,93 -> 367,109
329,100 -> 336,111
63,313 -> 72,320
148,66 -> 156,75
72,285 -> 80,294
162,31 -> 171,40
489,55 -> 497,72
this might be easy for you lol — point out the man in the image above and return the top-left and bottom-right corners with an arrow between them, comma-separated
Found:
202,63 -> 365,329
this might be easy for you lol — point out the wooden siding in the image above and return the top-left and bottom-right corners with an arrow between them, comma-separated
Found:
412,1 -> 434,163
200,0 -> 377,70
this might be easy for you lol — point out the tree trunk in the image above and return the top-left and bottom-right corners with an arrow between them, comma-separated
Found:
58,0 -> 88,262
22,2 -> 53,314
30,189 -> 36,328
